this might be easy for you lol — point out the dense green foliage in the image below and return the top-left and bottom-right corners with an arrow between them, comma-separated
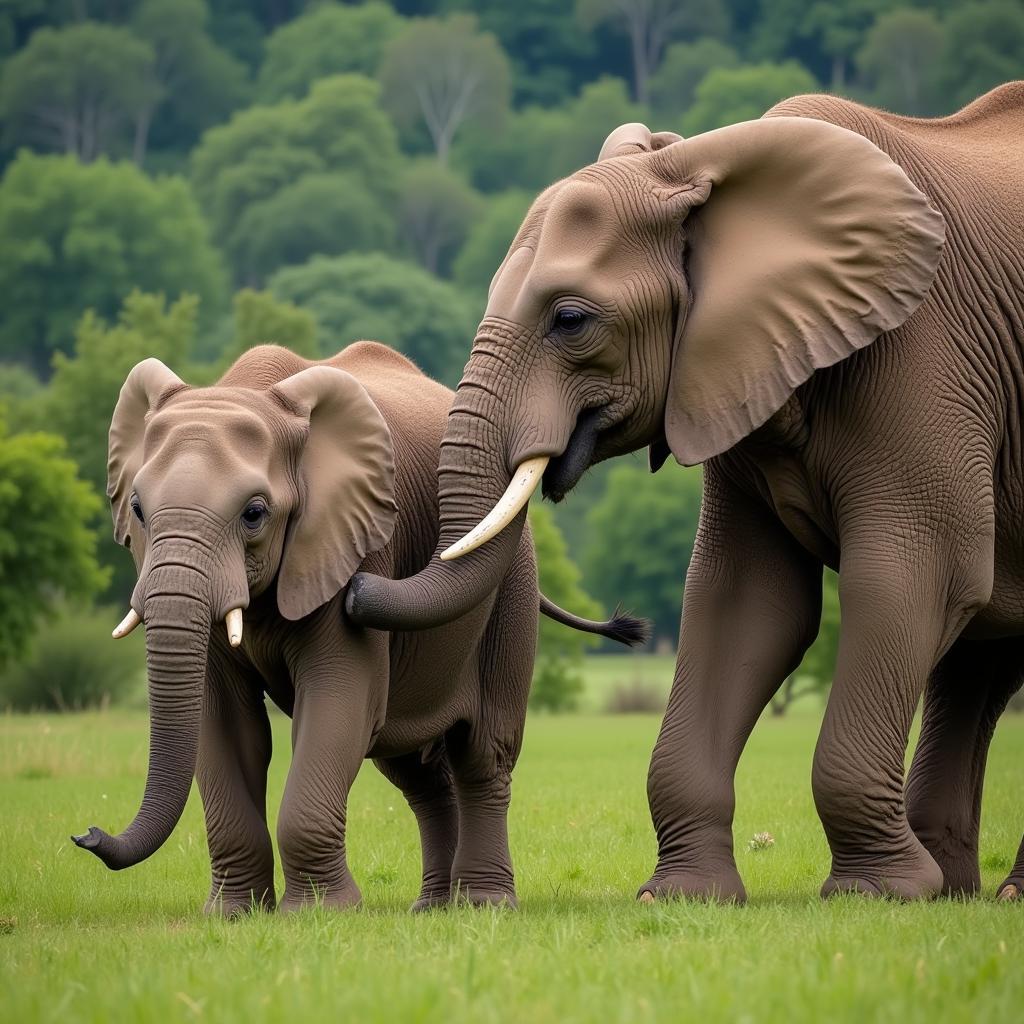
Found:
585,462 -> 704,647
0,604 -> 144,710
0,418 -> 107,671
528,505 -> 601,711
0,0 -> 1020,686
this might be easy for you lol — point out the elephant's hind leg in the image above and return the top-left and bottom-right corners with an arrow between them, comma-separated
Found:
814,512 -> 994,901
906,637 -> 1023,896
374,750 -> 458,912
197,662 -> 276,917
998,835 -> 1024,901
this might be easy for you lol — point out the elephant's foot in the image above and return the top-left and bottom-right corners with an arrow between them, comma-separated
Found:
279,876 -> 361,913
821,842 -> 943,901
450,882 -> 518,909
996,878 -> 1021,902
409,886 -> 453,913
204,885 -> 275,918
637,864 -> 746,904
911,825 -> 981,896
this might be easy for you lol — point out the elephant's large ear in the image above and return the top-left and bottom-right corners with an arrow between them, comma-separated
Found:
271,366 -> 397,621
108,358 -> 187,565
653,115 -> 945,465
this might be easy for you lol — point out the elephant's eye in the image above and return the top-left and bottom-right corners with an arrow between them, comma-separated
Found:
553,308 -> 588,334
130,496 -> 144,525
241,501 -> 267,529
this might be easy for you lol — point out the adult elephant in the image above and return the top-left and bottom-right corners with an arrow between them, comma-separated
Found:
348,83 -> 1024,903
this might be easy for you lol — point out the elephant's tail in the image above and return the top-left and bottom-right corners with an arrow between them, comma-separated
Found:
539,594 -> 651,648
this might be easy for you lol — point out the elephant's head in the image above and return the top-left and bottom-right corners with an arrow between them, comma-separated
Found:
346,114 -> 944,632
75,355 -> 396,869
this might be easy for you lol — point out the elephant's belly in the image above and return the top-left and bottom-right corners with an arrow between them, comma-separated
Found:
368,631 -> 479,759
962,500 -> 1024,639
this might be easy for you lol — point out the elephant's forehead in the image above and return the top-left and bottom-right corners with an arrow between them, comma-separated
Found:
143,395 -> 280,477
485,179 -> 621,320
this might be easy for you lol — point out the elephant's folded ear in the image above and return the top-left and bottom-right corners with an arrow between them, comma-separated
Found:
108,359 -> 187,563
271,366 -> 397,622
658,115 -> 945,466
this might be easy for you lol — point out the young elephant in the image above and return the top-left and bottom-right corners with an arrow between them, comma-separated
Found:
73,342 -> 643,914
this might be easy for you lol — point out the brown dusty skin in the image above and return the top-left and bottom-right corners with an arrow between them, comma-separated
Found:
74,342 -> 641,915
348,83 -> 1024,904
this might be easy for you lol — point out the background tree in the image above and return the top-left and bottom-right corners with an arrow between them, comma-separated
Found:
379,13 -> 511,164
130,0 -> 248,163
683,60 -> 818,134
270,253 -> 478,383
940,0 -> 1024,110
529,504 -> 602,712
218,287 -> 318,366
0,152 -> 225,370
0,415 -> 108,670
231,172 -> 394,285
190,74 -> 400,283
257,1 -> 402,102
43,293 -> 198,599
801,0 -> 890,91
648,37 -> 739,119
856,8 -> 946,116
453,189 -> 532,297
398,159 -> 481,276
444,0 -> 606,106
0,22 -> 161,160
583,461 -> 703,648
576,0 -> 729,104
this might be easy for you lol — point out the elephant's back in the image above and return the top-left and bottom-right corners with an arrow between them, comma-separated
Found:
765,85 -> 1024,217
332,340 -> 453,446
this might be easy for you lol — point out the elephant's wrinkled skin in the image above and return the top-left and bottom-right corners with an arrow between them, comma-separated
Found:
348,84 -> 1024,902
74,342 -> 639,915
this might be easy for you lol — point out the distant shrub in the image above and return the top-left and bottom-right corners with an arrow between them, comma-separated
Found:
604,678 -> 666,715
0,606 -> 144,711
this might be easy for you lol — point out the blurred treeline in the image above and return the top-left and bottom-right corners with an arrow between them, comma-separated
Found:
0,0 -> 1019,710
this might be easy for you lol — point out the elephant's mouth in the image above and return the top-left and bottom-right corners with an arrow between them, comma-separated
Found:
542,408 -> 609,502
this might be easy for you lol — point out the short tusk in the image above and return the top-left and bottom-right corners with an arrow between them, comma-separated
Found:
440,456 -> 549,561
111,609 -> 141,639
226,608 -> 243,648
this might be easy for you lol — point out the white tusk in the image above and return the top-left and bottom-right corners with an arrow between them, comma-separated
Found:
226,608 -> 243,648
440,456 -> 549,561
111,609 -> 142,639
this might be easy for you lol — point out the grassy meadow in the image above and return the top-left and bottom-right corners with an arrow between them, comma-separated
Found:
1,656 -> 1021,1023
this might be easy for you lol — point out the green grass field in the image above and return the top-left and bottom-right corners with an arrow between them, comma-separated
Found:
1,660 -> 1021,1023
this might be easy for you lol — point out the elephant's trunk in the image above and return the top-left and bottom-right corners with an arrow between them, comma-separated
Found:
74,560 -> 211,870
347,360 -> 526,630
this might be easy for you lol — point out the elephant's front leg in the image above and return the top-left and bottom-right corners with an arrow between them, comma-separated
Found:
641,467 -> 822,903
197,659 -> 275,917
814,526 -> 991,900
277,624 -> 386,912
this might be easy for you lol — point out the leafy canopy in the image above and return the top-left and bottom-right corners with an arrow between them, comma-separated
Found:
530,503 -> 601,712
0,152 -> 225,371
0,417 -> 108,670
258,1 -> 402,102
584,461 -> 703,646
270,253 -> 478,385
